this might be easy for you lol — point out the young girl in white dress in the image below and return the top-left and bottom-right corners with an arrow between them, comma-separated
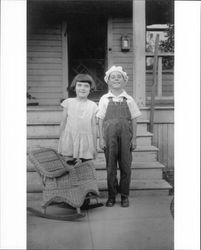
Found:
58,74 -> 98,164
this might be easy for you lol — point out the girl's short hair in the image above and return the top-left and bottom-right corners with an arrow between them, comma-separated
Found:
69,74 -> 96,92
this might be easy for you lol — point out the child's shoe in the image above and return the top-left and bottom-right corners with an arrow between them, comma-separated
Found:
105,198 -> 116,207
121,196 -> 129,207
66,159 -> 77,165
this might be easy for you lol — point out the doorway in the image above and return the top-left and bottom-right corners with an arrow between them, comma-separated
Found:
67,15 -> 108,101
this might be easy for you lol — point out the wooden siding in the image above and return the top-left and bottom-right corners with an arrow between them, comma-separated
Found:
146,72 -> 174,97
162,73 -> 174,97
27,24 -> 63,105
110,17 -> 174,102
111,18 -> 133,96
153,123 -> 174,169
110,17 -> 174,103
141,108 -> 174,168
27,17 -> 174,105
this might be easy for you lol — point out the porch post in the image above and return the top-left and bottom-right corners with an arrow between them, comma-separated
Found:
132,0 -> 146,107
62,21 -> 68,99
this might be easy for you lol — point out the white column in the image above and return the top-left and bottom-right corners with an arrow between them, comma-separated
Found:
132,0 -> 146,107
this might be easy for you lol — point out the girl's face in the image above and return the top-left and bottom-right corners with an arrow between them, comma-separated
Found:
108,71 -> 126,90
75,81 -> 90,99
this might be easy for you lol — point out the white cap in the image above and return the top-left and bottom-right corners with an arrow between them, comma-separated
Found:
104,65 -> 128,83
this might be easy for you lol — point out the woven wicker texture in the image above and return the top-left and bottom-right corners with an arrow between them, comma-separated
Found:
28,148 -> 99,208
29,148 -> 73,178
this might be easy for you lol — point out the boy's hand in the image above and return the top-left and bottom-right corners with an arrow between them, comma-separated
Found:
130,138 -> 137,151
99,138 -> 106,150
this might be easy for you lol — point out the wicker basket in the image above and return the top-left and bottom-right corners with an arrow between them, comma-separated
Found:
29,148 -> 100,209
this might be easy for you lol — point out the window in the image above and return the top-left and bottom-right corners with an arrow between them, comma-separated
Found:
145,0 -> 174,103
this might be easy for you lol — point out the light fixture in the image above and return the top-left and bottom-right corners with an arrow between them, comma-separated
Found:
121,35 -> 130,51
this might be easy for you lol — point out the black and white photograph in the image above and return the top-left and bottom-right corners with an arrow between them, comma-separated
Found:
26,1 -> 174,248
0,1 -> 200,250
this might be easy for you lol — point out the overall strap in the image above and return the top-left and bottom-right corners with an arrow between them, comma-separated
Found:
104,96 -> 131,121
120,97 -> 131,120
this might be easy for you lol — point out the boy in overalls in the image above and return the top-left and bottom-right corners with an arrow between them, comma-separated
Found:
97,66 -> 141,207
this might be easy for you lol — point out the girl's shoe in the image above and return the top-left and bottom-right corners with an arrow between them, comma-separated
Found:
66,159 -> 77,165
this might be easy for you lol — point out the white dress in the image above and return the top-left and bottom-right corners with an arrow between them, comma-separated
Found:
58,98 -> 97,159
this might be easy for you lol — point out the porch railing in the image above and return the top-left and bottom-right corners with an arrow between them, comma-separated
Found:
146,52 -> 174,100
149,34 -> 159,134
147,35 -> 174,134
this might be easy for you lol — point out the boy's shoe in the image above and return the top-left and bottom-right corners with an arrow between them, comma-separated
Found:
121,197 -> 129,207
105,198 -> 116,207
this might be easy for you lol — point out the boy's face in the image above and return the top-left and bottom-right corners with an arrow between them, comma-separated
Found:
75,81 -> 90,99
108,71 -> 126,90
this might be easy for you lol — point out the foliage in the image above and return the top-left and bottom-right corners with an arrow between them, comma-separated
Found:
27,87 -> 38,106
159,24 -> 174,70
159,23 -> 174,53
27,87 -> 36,100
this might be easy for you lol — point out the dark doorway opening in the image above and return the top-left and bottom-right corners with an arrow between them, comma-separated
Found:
67,15 -> 108,101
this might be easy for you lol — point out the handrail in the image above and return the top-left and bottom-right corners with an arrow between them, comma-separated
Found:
146,52 -> 174,57
149,34 -> 159,134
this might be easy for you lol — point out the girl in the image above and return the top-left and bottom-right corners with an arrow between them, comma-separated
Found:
58,74 -> 98,164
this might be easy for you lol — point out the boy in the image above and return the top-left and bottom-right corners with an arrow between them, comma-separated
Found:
96,66 -> 141,207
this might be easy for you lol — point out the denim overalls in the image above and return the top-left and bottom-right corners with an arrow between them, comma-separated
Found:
103,97 -> 133,199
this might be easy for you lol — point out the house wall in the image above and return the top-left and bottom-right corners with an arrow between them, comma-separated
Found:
27,16 -> 174,105
146,72 -> 174,97
27,22 -> 63,105
109,17 -> 174,100
109,18 -> 134,96
153,122 -> 174,169
141,107 -> 174,168
27,17 -> 174,168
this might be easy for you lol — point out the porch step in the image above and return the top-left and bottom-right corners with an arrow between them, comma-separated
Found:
27,160 -> 164,171
27,123 -> 150,136
27,133 -> 152,147
27,145 -> 158,162
27,161 -> 167,193
27,161 -> 164,180
27,121 -> 149,134
27,169 -> 163,189
27,109 -> 62,123
26,106 -> 172,195
27,176 -> 171,195
98,179 -> 172,191
27,188 -> 170,200
27,107 -> 149,133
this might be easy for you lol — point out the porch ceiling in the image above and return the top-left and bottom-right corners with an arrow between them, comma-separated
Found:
28,0 -> 132,18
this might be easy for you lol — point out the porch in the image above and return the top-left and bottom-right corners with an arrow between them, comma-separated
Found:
27,0 -> 174,106
27,0 -> 174,197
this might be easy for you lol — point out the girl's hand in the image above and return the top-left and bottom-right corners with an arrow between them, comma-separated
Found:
93,149 -> 98,159
130,138 -> 137,151
99,138 -> 106,151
